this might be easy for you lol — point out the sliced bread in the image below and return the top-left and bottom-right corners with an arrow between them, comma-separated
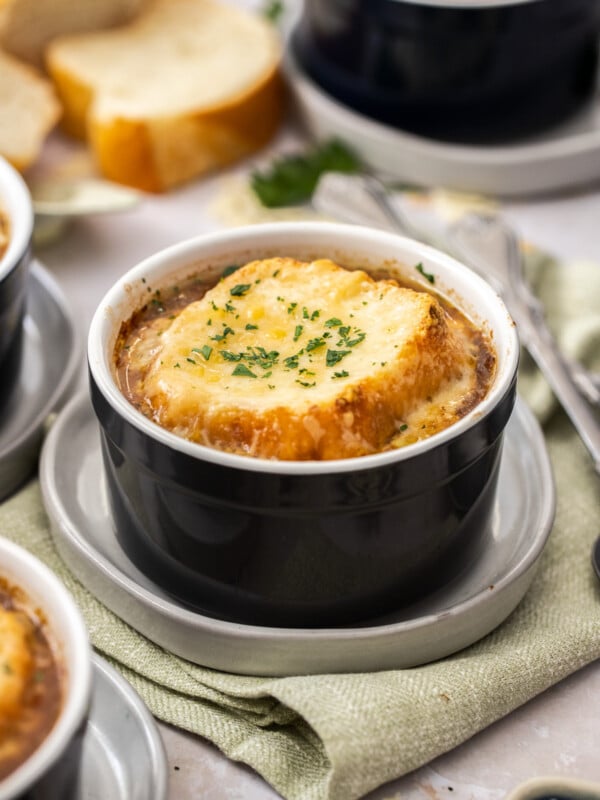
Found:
46,0 -> 284,192
0,49 -> 60,171
0,0 -> 150,69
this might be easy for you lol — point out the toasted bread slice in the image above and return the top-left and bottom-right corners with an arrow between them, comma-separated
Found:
123,257 -> 481,460
0,0 -> 149,69
46,0 -> 283,192
0,608 -> 33,732
0,49 -> 60,170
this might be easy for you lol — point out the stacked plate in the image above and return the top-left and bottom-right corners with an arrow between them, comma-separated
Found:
0,157 -> 81,502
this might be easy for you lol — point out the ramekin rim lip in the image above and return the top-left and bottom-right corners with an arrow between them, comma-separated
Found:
0,538 -> 92,800
0,157 -> 33,284
88,221 -> 520,475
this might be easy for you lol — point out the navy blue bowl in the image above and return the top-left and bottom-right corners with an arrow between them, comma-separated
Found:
0,157 -> 33,409
293,0 -> 600,143
88,223 -> 519,628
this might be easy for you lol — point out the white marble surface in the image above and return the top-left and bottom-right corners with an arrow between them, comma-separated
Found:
30,95 -> 600,800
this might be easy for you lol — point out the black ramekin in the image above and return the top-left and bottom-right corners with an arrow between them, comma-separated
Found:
292,0 -> 600,143
0,157 -> 33,411
0,539 -> 91,800
88,222 -> 519,628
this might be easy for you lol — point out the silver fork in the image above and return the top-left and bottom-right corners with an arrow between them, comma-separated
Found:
313,171 -> 600,474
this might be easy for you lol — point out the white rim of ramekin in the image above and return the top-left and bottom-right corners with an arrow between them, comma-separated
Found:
0,539 -> 92,800
382,0 -> 548,8
88,221 -> 519,475
0,158 -> 33,284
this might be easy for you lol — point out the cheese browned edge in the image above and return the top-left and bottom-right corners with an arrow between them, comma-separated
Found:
117,257 -> 492,460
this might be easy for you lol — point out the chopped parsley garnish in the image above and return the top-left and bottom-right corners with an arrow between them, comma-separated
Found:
293,324 -> 303,341
250,138 -> 363,208
306,337 -> 325,352
232,364 -> 257,378
245,323 -> 258,330
221,351 -> 243,362
262,0 -> 284,23
332,370 -> 349,379
284,354 -> 300,369
415,262 -> 435,284
192,345 -> 212,361
324,317 -> 342,327
326,349 -> 351,367
186,357 -> 197,365
222,264 -> 240,278
211,326 -> 235,341
296,379 -> 316,388
230,283 -> 251,297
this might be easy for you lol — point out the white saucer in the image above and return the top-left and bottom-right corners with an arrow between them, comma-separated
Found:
284,45 -> 600,197
40,393 -> 555,677
78,654 -> 167,800
0,261 -> 80,501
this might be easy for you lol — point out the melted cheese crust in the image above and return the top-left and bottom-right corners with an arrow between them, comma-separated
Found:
0,608 -> 34,728
118,257 -> 493,460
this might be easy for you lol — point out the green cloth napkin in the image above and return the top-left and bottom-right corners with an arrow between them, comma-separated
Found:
1,249 -> 600,800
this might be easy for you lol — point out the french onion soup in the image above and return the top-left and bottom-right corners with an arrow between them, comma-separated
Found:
0,203 -> 9,262
0,580 -> 62,782
115,257 -> 496,460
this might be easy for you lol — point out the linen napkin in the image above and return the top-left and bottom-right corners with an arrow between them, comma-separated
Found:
1,227 -> 600,800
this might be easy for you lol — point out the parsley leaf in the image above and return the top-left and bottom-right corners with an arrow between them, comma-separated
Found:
415,262 -> 435,284
250,139 -> 363,208
230,284 -> 251,297
232,364 -> 257,378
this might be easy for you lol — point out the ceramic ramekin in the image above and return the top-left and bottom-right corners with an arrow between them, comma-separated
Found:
0,157 -> 33,406
88,222 -> 519,628
0,538 -> 92,800
292,0 -> 600,142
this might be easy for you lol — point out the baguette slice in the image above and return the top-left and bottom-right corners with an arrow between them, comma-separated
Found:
46,0 -> 283,192
0,49 -> 60,171
0,0 -> 150,69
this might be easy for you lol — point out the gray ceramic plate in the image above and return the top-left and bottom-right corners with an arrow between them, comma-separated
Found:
40,393 -> 555,677
79,654 -> 167,800
0,261 -> 80,501
505,776 -> 600,800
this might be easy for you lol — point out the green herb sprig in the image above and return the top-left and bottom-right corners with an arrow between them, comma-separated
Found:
251,139 -> 362,208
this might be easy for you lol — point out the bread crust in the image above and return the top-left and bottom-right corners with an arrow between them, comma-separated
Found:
45,0 -> 283,191
0,49 -> 60,170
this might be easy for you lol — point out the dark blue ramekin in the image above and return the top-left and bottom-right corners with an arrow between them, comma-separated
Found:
88,223 -> 519,628
0,157 -> 33,410
292,0 -> 600,143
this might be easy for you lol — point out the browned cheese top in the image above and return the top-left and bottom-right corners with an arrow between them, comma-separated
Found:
115,257 -> 496,460
0,581 -> 62,781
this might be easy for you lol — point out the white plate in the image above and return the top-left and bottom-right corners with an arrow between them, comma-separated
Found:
78,654 -> 167,800
0,261 -> 80,501
284,43 -> 600,197
40,393 -> 554,677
